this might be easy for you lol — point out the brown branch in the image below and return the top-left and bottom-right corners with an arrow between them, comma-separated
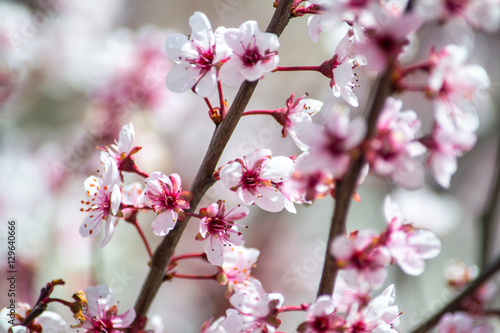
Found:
480,131 -> 500,267
316,67 -> 395,297
20,279 -> 65,328
410,252 -> 500,333
129,1 -> 295,330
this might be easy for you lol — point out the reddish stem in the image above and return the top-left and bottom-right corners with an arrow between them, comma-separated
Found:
242,110 -> 276,117
170,252 -> 207,263
217,80 -> 225,117
45,298 -> 73,307
278,304 -> 309,313
168,272 -> 217,280
204,97 -> 214,111
274,66 -> 322,72
132,218 -> 153,259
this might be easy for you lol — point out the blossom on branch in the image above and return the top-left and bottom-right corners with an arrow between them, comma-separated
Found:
219,20 -> 279,86
219,149 -> 295,213
145,172 -> 193,236
165,11 -> 229,97
197,200 -> 249,266
80,152 -> 122,247
77,284 -> 136,333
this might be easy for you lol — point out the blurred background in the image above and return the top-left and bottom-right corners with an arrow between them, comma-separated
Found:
0,0 -> 499,331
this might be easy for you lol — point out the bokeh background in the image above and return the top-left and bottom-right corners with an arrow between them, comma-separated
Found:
1,0 -> 500,331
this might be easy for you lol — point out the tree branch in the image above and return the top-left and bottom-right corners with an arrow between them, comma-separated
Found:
130,1 -> 295,330
410,252 -> 500,333
316,67 -> 395,297
480,131 -> 500,267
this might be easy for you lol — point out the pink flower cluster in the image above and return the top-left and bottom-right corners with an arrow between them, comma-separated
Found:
331,197 -> 441,288
165,12 -> 279,97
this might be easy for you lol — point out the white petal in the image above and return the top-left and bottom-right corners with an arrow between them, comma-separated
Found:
260,156 -> 294,181
254,187 -> 286,212
151,211 -> 177,236
166,64 -> 199,93
220,162 -> 243,188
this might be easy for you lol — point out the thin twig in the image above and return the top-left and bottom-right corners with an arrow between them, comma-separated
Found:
129,1 -> 295,330
410,252 -> 500,333
316,67 -> 395,297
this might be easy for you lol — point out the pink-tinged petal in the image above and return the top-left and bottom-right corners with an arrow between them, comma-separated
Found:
220,162 -> 243,188
365,267 -> 389,288
239,188 -> 255,205
339,86 -> 359,107
110,184 -> 121,216
254,187 -> 286,212
100,217 -> 116,248
225,205 -> 249,221
330,236 -> 354,260
345,117 -> 367,148
223,28 -> 245,53
85,284 -> 114,316
152,211 -> 177,236
164,33 -> 192,61
199,218 -> 209,237
218,58 -> 245,87
117,123 -> 135,153
307,295 -> 335,319
227,229 -> 245,246
246,148 -> 272,167
166,64 -> 199,93
408,229 -> 441,259
80,213 -> 103,238
383,196 -> 402,223
169,173 -> 182,192
307,15 -> 323,43
206,238 -> 224,266
189,12 -> 212,47
432,153 -> 457,188
205,202 -> 220,217
195,68 -> 217,97
260,156 -> 294,181
112,308 -> 136,328
397,251 -> 425,276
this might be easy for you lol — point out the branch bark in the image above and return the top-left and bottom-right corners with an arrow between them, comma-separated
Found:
316,67 -> 395,297
130,1 -> 295,330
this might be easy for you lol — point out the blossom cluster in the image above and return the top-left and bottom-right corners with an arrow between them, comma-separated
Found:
3,0 -> 499,332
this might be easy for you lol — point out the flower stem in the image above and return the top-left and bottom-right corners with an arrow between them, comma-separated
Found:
128,2 -> 295,331
133,218 -> 153,259
170,252 -> 207,263
167,272 -> 217,280
242,110 -> 276,117
411,252 -> 500,333
274,66 -> 321,72
316,65 -> 395,297
278,304 -> 309,313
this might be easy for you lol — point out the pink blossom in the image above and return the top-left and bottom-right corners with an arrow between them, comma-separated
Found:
344,284 -> 400,333
121,182 -> 145,221
220,245 -> 260,291
365,97 -> 425,189
145,172 -> 193,236
423,123 -> 476,188
197,200 -> 248,266
352,6 -> 422,71
165,11 -> 229,97
219,20 -> 279,86
331,230 -> 391,288
78,284 -> 136,333
383,197 -> 441,276
427,44 -> 490,132
219,149 -> 295,212
297,295 -> 345,332
222,279 -> 284,333
437,312 -> 494,333
297,104 -> 366,179
80,152 -> 122,247
272,93 -> 324,151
